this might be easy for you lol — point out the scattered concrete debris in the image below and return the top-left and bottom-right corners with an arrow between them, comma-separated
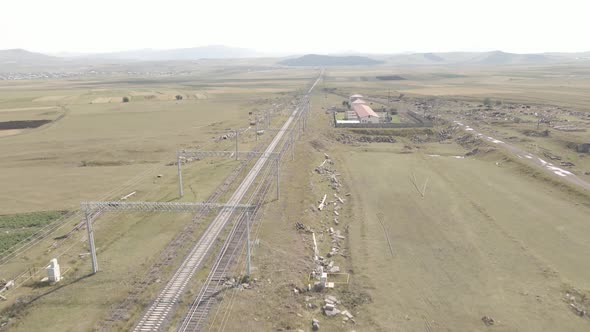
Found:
312,318 -> 320,330
318,194 -> 327,211
312,232 -> 319,261
564,290 -> 589,319
481,316 -> 495,326
570,303 -> 586,317
120,191 -> 137,200
0,280 -> 15,293
336,133 -> 396,144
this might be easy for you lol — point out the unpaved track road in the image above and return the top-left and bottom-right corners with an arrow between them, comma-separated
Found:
454,120 -> 590,191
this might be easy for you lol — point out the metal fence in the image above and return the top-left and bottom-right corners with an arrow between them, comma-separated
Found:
333,111 -> 433,128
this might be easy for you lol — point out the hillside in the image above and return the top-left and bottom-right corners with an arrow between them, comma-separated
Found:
0,49 -> 60,65
84,45 -> 259,61
385,50 -> 590,66
279,54 -> 384,66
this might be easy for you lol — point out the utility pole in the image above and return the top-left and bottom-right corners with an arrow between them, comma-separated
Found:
246,210 -> 251,277
255,116 -> 259,141
177,154 -> 183,198
276,158 -> 280,200
85,209 -> 98,274
388,89 -> 391,106
235,130 -> 239,161
291,133 -> 295,161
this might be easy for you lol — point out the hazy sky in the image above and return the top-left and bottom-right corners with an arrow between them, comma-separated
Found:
1,0 -> 588,54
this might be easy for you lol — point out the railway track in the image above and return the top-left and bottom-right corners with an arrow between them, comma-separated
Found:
177,88 -> 313,332
133,75 -> 320,332
177,130 -> 282,331
100,142 -> 264,330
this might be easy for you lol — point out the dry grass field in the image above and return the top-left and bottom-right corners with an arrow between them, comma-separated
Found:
0,67 -> 316,330
212,68 -> 590,332
1,63 -> 590,332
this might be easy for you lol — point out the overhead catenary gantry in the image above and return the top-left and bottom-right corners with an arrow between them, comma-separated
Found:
176,150 -> 281,199
175,98 -> 310,200
81,201 -> 255,275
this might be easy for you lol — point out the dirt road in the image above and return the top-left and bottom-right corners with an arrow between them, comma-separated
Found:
453,120 -> 590,192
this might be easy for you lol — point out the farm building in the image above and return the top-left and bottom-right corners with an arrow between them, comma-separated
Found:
335,94 -> 380,125
351,99 -> 379,124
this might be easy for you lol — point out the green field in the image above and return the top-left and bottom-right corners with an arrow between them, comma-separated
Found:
0,211 -> 67,253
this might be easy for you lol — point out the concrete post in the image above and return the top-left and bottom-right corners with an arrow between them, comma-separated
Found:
246,210 -> 251,277
177,155 -> 183,198
85,209 -> 98,274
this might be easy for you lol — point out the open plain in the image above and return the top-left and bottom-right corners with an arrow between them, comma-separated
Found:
0,63 -> 589,332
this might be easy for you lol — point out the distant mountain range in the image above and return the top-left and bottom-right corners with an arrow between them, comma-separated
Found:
0,49 -> 60,65
78,45 -> 259,61
1,48 -> 590,68
279,54 -> 384,66
383,50 -> 590,66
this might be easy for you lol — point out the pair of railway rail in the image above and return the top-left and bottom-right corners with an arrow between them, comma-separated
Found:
134,76 -> 320,331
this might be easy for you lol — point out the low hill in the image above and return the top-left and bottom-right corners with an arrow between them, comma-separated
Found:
279,54 -> 384,66
385,51 -> 590,66
85,45 -> 258,61
0,49 -> 60,65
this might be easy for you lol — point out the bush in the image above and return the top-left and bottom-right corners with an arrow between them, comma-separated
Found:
175,95 -> 183,100
122,96 -> 130,103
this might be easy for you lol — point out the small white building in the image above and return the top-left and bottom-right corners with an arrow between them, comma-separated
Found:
349,94 -> 364,102
47,258 -> 61,283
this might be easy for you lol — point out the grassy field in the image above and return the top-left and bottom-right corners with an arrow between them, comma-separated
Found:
338,142 -> 590,331
0,67 -> 317,331
2,63 -> 590,331
213,77 -> 590,332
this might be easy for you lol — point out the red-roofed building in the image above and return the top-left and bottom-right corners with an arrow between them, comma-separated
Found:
351,101 -> 379,123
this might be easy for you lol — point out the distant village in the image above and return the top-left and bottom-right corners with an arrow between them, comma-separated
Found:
0,69 -> 198,81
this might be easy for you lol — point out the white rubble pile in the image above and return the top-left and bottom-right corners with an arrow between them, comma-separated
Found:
323,295 -> 355,323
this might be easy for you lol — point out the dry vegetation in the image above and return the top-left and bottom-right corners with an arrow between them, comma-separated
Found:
1,64 -> 590,332
210,66 -> 590,332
